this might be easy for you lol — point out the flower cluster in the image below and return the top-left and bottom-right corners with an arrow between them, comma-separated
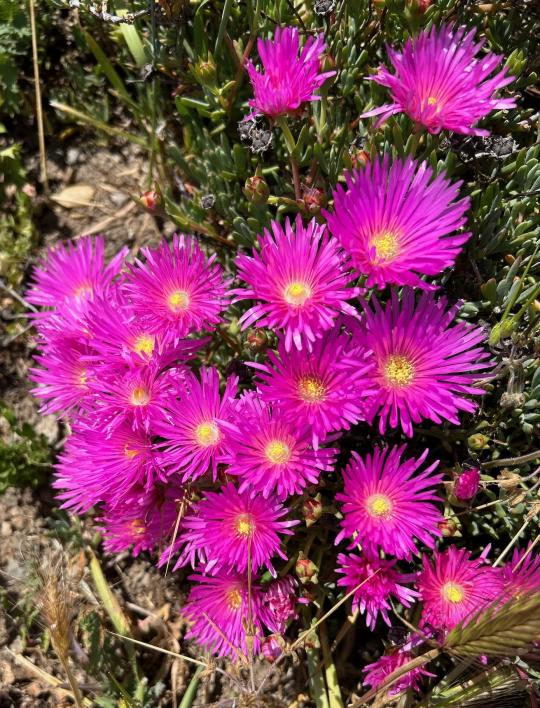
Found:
27,20 -> 526,700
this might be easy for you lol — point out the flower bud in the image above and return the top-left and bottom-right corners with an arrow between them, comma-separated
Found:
295,554 -> 318,585
302,495 -> 323,527
302,186 -> 327,215
407,0 -> 431,12
350,149 -> 370,169
438,518 -> 458,537
193,54 -> 217,86
454,468 -> 480,501
467,433 -> 489,451
244,175 -> 269,204
139,189 -> 161,211
261,635 -> 283,663
246,328 -> 268,352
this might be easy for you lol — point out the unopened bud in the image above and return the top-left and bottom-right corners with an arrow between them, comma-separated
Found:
139,189 -> 161,211
454,468 -> 480,501
468,433 -> 489,451
295,554 -> 318,585
302,495 -> 323,527
246,328 -> 268,352
194,54 -> 217,85
350,149 -> 370,169
438,518 -> 457,537
302,186 -> 327,215
407,0 -> 431,12
244,175 -> 269,204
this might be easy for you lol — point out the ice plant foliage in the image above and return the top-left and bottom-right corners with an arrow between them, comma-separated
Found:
363,25 -> 516,135
336,445 -> 443,559
246,26 -> 335,118
233,216 -> 360,351
325,156 -> 471,289
26,16 -> 527,687
358,288 -> 491,436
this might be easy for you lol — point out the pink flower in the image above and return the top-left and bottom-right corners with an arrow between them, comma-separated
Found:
336,445 -> 443,559
502,548 -> 540,597
357,288 -> 491,437
251,327 -> 374,446
155,367 -> 238,482
122,234 -> 230,339
233,216 -> 360,351
183,569 -> 267,659
363,649 -> 434,696
417,546 -> 504,632
454,468 -> 481,501
246,26 -> 335,118
362,25 -> 516,136
222,394 -> 337,500
324,157 -> 470,289
336,552 -> 418,630
26,235 -> 127,311
263,576 -> 300,633
164,482 -> 297,576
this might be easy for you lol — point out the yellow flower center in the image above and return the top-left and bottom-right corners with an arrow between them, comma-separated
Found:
284,281 -> 311,307
194,421 -> 220,447
167,289 -> 190,313
124,445 -> 139,459
133,334 -> 155,356
441,581 -> 465,604
234,513 -> 256,537
130,385 -> 150,406
427,96 -> 438,106
298,376 -> 326,403
227,587 -> 243,610
384,355 -> 415,387
73,283 -> 93,298
131,519 -> 145,536
366,494 -> 393,519
79,370 -> 88,386
370,231 -> 400,263
265,440 -> 291,465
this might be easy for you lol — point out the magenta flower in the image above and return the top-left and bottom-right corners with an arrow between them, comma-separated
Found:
324,157 -> 470,289
251,328 -> 374,446
246,26 -> 335,119
364,649 -> 434,696
165,482 -> 297,576
502,548 -> 540,597
358,289 -> 491,437
362,25 -> 516,136
454,468 -> 481,501
222,394 -> 337,500
30,340 -> 94,416
263,575 -> 300,633
122,234 -> 230,339
100,485 -> 184,557
336,445 -> 443,560
183,569 -> 267,659
155,367 -> 238,482
336,552 -> 418,630
417,547 -> 504,632
53,418 -> 163,513
26,236 -> 126,311
233,216 -> 360,351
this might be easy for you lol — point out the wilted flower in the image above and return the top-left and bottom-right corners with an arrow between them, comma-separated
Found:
122,234 -> 230,339
362,24 -> 516,136
263,575 -> 300,632
325,156 -> 470,289
233,216 -> 360,352
246,26 -> 335,118
454,468 -> 481,501
336,552 -> 418,630
336,445 -> 443,559
363,648 -> 434,696
417,546 -> 504,631
357,289 -> 491,437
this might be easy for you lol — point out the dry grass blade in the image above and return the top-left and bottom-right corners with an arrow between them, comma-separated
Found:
445,591 -> 540,657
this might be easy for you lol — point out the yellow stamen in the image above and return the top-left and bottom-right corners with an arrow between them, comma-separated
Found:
235,513 -> 256,537
298,376 -> 326,403
124,445 -> 139,459
265,440 -> 291,465
284,281 -> 311,307
227,588 -> 243,610
168,289 -> 190,313
131,519 -> 145,536
194,421 -> 220,447
131,385 -> 150,406
133,334 -> 155,356
366,494 -> 393,519
79,370 -> 88,386
370,231 -> 400,263
441,581 -> 465,604
427,96 -> 438,106
384,354 -> 415,387
73,283 -> 93,298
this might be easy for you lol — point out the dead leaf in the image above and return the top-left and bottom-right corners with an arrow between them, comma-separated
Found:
51,184 -> 95,209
